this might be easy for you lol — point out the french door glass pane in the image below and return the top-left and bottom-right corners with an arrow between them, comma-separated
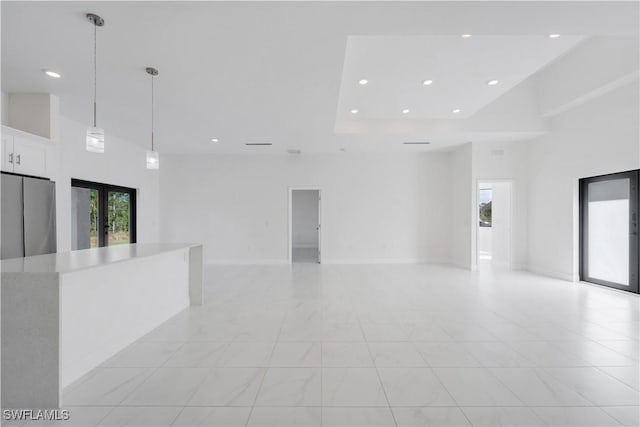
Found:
107,191 -> 131,246
71,187 -> 99,250
587,178 -> 630,286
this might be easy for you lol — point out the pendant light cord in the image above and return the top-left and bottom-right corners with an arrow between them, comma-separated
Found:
151,74 -> 155,152
93,22 -> 97,128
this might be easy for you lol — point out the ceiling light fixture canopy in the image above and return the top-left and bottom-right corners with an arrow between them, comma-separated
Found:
548,34 -> 561,38
461,34 -> 472,38
146,67 -> 160,170
86,13 -> 105,153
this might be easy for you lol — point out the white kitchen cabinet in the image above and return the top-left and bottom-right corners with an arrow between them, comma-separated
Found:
1,127 -> 49,178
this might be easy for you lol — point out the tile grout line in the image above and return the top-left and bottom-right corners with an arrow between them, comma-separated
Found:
360,319 -> 398,427
244,317 -> 285,426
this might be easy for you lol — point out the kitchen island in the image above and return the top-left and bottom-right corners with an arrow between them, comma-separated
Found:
1,243 -> 203,409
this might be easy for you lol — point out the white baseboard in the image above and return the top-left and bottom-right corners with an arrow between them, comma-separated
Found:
321,258 -> 450,265
292,245 -> 318,249
206,259 -> 288,265
524,264 -> 576,282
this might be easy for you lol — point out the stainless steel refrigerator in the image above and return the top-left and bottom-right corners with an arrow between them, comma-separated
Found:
1,173 -> 56,259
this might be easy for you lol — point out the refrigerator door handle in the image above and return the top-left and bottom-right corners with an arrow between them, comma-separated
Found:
16,154 -> 21,165
8,152 -> 13,164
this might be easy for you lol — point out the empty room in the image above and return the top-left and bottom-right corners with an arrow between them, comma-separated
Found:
1,1 -> 638,426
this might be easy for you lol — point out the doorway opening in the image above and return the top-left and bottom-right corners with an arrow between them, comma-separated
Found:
477,181 -> 512,269
289,188 -> 321,264
579,170 -> 639,293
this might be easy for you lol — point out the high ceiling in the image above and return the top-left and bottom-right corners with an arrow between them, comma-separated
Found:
2,1 -> 638,153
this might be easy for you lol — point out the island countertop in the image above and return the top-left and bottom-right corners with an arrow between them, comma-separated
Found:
1,243 -> 201,274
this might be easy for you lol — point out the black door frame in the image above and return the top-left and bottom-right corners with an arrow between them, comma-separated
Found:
579,169 -> 639,293
71,179 -> 137,247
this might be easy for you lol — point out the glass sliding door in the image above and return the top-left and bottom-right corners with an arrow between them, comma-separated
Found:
580,170 -> 639,293
71,179 -> 137,249
107,191 -> 132,246
71,187 -> 100,249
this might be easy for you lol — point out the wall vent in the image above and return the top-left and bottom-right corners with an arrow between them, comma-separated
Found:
245,143 -> 272,146
403,141 -> 431,145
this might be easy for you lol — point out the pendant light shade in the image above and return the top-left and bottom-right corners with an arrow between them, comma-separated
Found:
86,13 -> 105,153
146,150 -> 159,169
86,127 -> 105,152
146,67 -> 159,170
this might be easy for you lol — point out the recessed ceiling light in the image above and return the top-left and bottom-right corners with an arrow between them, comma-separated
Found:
422,79 -> 434,86
487,79 -> 499,86
210,138 -> 219,143
401,108 -> 410,114
461,34 -> 472,38
548,34 -> 561,38
43,69 -> 61,78
350,109 -> 359,114
452,108 -> 461,113
358,79 -> 368,85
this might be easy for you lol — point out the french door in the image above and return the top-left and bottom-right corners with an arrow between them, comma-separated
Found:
579,170 -> 639,293
71,179 -> 137,249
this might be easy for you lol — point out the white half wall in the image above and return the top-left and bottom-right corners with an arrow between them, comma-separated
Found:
527,81 -> 640,281
160,153 -> 452,264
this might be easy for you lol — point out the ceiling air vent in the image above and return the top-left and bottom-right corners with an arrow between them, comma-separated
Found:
403,141 -> 431,145
245,143 -> 272,146
287,149 -> 301,155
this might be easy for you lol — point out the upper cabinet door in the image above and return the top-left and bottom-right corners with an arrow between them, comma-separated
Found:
1,134 -> 15,172
12,135 -> 47,178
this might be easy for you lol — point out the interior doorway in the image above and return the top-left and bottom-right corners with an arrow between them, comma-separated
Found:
289,188 -> 321,264
477,181 -> 512,269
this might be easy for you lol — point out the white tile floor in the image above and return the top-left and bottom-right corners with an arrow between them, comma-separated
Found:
12,264 -> 640,426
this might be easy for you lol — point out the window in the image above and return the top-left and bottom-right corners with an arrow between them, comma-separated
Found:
71,179 -> 137,249
478,187 -> 492,227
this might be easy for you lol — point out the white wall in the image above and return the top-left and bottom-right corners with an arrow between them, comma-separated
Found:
51,116 -> 160,252
472,141 -> 529,270
448,143 -> 473,269
527,81 -> 640,281
160,152 -> 452,264
292,190 -> 319,249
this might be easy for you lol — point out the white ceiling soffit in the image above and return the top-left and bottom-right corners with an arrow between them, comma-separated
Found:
335,35 -> 584,125
1,1 -> 638,154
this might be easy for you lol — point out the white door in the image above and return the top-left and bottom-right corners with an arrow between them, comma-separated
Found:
1,134 -> 15,172
13,136 -> 47,177
491,182 -> 512,268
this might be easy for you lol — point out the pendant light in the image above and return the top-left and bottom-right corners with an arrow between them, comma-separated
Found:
146,67 -> 160,169
86,13 -> 105,153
